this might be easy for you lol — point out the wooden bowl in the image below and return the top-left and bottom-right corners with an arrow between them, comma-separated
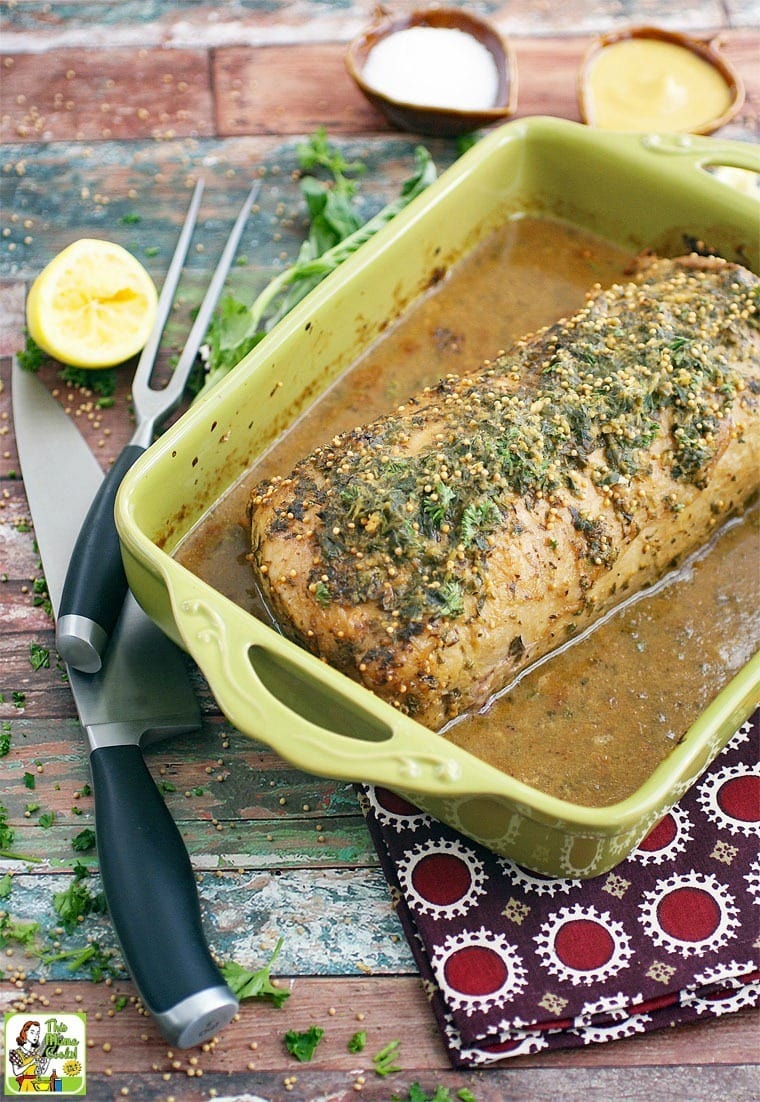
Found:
578,26 -> 745,135
346,6 -> 517,137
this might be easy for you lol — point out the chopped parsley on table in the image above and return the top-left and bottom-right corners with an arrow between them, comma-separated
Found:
284,1024 -> 325,1062
29,642 -> 50,670
221,936 -> 290,1007
393,1086 -> 476,1102
71,827 -> 96,852
42,940 -> 120,983
53,861 -> 106,932
373,1038 -> 402,1076
348,1029 -> 367,1053
0,803 -> 16,855
0,910 -> 39,952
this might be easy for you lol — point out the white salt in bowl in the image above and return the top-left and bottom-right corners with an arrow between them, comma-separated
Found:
346,7 -> 517,136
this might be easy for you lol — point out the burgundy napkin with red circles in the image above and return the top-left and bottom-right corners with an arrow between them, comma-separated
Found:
357,710 -> 759,1067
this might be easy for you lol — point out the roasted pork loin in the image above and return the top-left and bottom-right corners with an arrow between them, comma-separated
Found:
248,255 -> 759,730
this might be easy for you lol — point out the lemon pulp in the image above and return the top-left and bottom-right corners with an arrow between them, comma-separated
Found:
26,238 -> 158,368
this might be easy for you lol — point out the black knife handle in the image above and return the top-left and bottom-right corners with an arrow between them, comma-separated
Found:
57,443 -> 145,674
89,744 -> 238,1047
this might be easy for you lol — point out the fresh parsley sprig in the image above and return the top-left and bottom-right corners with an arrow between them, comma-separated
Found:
194,133 -> 436,400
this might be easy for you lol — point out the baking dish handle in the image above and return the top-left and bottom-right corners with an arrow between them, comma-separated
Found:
638,131 -> 760,178
167,570 -> 485,796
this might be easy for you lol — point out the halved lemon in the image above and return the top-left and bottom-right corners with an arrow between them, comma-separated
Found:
26,238 -> 158,368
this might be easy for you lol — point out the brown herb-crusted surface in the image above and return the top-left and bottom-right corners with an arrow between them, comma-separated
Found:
248,255 -> 760,730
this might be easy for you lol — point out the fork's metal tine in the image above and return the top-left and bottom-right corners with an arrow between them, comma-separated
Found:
160,179 -> 262,406
54,178 -> 262,677
131,178 -> 205,392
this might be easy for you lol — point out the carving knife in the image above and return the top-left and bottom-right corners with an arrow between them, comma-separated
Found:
11,359 -> 238,1048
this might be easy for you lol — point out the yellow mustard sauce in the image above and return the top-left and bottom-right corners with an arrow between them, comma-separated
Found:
585,37 -> 733,132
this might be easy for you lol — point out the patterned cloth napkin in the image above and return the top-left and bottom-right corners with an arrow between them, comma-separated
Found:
358,710 -> 759,1067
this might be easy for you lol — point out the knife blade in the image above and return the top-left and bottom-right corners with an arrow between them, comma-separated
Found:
11,359 -> 238,1048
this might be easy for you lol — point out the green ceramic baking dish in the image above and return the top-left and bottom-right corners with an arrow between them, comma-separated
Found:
116,117 -> 760,878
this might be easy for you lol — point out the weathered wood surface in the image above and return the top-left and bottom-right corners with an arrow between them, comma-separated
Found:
1,3 -> 759,1100
1,977 -> 758,1099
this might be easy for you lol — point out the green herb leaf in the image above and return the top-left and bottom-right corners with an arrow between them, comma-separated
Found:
313,581 -> 331,607
392,1084 -> 465,1102
296,126 -> 366,186
0,723 -> 11,757
433,579 -> 464,619
0,804 -> 15,853
31,576 -> 52,619
459,499 -> 499,547
38,811 -> 54,829
72,827 -> 96,853
58,364 -> 116,396
52,863 -> 107,932
42,940 -> 120,983
373,1038 -> 402,1077
18,331 -> 46,372
0,911 -> 39,951
192,137 -> 436,401
220,937 -> 289,1007
0,872 -> 12,900
24,771 -> 35,790
348,1030 -> 366,1053
29,643 -> 49,665
284,1024 -> 324,1062
0,803 -> 39,863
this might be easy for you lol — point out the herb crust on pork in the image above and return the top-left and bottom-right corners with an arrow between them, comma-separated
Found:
248,255 -> 760,729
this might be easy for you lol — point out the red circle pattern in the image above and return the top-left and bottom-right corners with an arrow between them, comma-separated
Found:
376,787 -> 419,816
639,813 -> 678,851
553,919 -> 615,971
657,886 -> 721,942
360,714 -> 759,1065
717,773 -> 760,823
412,854 -> 472,906
444,945 -> 508,996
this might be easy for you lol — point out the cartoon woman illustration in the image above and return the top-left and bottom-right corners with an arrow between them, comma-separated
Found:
8,1020 -> 50,1091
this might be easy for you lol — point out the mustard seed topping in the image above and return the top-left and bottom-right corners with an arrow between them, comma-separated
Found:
251,257 -> 758,625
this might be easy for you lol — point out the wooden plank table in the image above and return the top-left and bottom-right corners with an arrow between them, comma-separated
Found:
1,3 -> 758,1099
